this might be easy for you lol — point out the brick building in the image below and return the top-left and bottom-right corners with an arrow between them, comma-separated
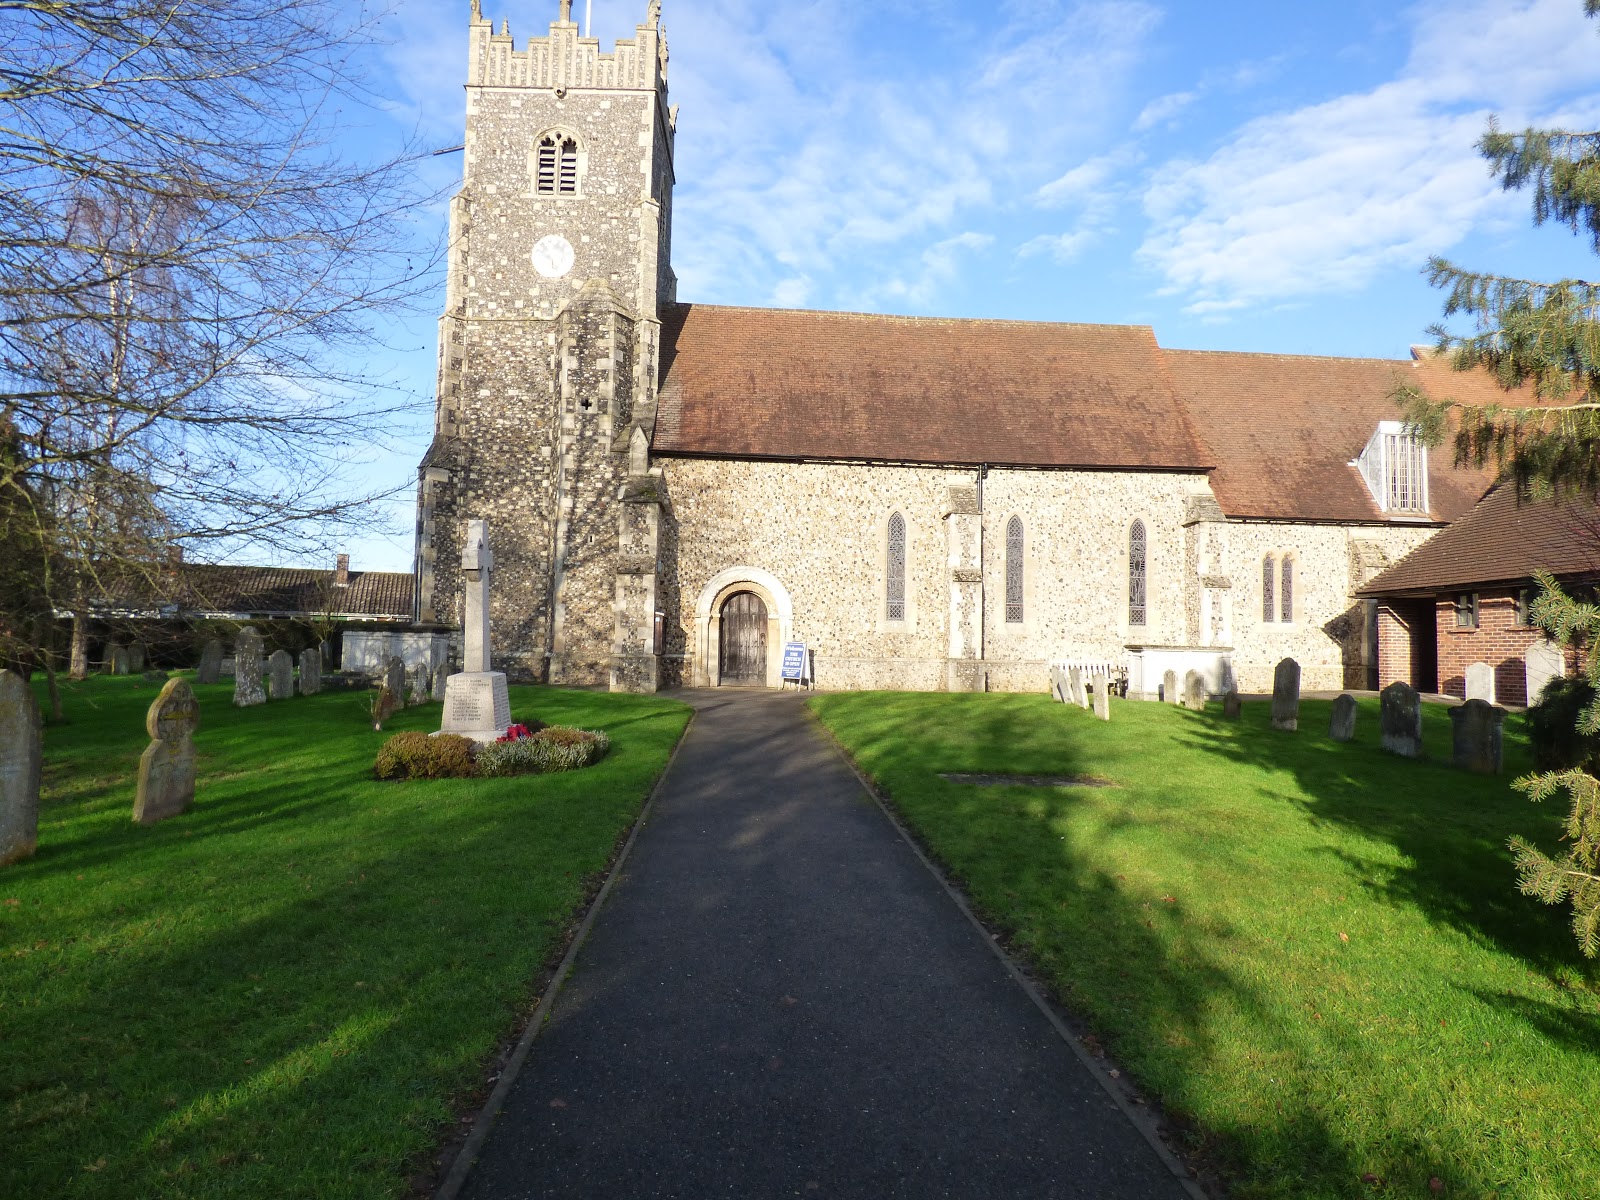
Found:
1357,486 -> 1598,704
413,2 -> 1532,696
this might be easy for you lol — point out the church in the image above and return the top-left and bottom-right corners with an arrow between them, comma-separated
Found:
413,1 -> 1509,698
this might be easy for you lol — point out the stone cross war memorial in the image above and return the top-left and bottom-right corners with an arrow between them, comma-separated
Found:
440,519 -> 512,742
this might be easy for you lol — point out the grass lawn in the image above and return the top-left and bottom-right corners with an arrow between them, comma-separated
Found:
811,691 -> 1600,1200
2,675 -> 689,1199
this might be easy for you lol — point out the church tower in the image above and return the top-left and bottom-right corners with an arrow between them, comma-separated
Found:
415,0 -> 674,691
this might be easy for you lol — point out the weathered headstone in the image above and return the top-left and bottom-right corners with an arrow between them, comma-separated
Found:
372,684 -> 400,731
1091,673 -> 1111,721
134,678 -> 200,824
0,670 -> 42,865
1450,699 -> 1505,775
267,649 -> 294,701
1069,667 -> 1089,709
431,663 -> 450,703
384,656 -> 406,702
298,648 -> 321,696
1271,658 -> 1300,731
1464,661 -> 1496,704
196,639 -> 223,684
408,663 -> 431,706
128,643 -> 147,674
108,642 -> 130,675
441,520 -> 512,741
1525,639 -> 1564,706
1049,666 -> 1068,704
1163,669 -> 1180,705
1379,681 -> 1422,758
1222,691 -> 1242,719
1329,693 -> 1358,743
1182,670 -> 1207,712
232,627 -> 266,708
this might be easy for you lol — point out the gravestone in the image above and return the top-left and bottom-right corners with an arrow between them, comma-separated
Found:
1091,673 -> 1111,721
440,520 -> 512,742
232,627 -> 266,708
298,648 -> 321,696
1450,699 -> 1505,775
0,670 -> 42,865
1049,666 -> 1068,704
1329,693 -> 1358,743
1163,669 -> 1180,705
1525,639 -> 1564,706
408,663 -> 431,706
1069,667 -> 1089,710
383,656 -> 406,703
128,643 -> 147,674
267,650 -> 295,701
196,639 -> 223,684
108,643 -> 130,675
1182,670 -> 1207,712
1464,662 -> 1496,704
431,663 -> 450,703
134,678 -> 200,824
1379,681 -> 1422,758
1222,691 -> 1243,719
1271,658 -> 1300,731
372,684 -> 400,731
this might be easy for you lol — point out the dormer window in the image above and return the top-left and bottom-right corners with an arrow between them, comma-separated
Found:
1354,421 -> 1429,514
535,133 -> 580,195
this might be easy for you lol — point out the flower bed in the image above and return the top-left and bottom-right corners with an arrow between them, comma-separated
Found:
372,721 -> 608,781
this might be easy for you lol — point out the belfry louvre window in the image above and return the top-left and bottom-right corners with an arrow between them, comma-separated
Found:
536,134 -> 580,195
1128,521 -> 1147,626
1263,555 -> 1276,622
886,513 -> 906,622
1005,517 -> 1024,623
1354,421 -> 1429,514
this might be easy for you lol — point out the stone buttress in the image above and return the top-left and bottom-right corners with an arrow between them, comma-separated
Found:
412,1 -> 674,690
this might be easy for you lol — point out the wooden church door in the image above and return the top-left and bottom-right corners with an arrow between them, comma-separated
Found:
719,592 -> 768,686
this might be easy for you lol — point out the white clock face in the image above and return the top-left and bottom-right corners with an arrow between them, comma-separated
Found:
531,234 -> 575,279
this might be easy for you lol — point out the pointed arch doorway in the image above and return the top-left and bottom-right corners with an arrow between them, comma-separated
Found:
718,591 -> 768,686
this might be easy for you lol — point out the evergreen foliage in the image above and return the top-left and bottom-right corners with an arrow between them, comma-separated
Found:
1399,4 -> 1600,957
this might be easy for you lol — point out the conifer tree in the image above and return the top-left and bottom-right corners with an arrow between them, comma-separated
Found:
1397,0 -> 1600,954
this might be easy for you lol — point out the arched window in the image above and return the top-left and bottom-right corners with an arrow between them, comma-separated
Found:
535,134 -> 580,195
886,513 -> 906,622
1280,556 -> 1294,623
1128,521 -> 1147,626
1005,516 -> 1024,623
1262,555 -> 1276,623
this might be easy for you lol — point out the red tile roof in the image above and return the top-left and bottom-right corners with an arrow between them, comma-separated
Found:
179,565 -> 413,620
1163,349 -> 1502,523
654,304 -> 1212,471
1356,485 -> 1600,596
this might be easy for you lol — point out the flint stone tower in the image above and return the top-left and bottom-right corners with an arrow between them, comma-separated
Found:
415,0 -> 674,692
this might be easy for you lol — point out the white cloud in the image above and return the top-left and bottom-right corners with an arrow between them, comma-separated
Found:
1018,231 -> 1096,264
1136,0 -> 1600,314
1133,90 -> 1196,132
851,232 -> 996,310
663,0 -> 1162,311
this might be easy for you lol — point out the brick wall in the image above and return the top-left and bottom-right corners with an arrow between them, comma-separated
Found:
1435,589 -> 1559,705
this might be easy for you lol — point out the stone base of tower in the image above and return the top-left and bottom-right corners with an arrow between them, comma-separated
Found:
610,653 -> 660,694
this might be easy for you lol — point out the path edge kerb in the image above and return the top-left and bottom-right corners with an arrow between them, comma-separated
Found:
803,702 -> 1211,1200
434,707 -> 697,1200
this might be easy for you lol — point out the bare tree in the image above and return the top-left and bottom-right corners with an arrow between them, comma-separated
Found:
0,0 -> 442,671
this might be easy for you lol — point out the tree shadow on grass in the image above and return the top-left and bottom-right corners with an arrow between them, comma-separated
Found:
1173,695 -> 1587,979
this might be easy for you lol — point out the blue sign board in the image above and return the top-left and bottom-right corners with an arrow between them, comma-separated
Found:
780,641 -> 808,682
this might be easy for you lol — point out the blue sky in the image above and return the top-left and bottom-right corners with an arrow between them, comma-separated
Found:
339,0 -> 1600,572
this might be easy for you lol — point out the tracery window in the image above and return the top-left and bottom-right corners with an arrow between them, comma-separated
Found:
1128,521 -> 1147,626
535,133 -> 580,195
1263,555 -> 1276,623
1280,556 -> 1294,623
1005,517 -> 1024,623
886,513 -> 906,622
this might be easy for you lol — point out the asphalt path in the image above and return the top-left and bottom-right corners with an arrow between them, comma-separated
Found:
459,689 -> 1195,1199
